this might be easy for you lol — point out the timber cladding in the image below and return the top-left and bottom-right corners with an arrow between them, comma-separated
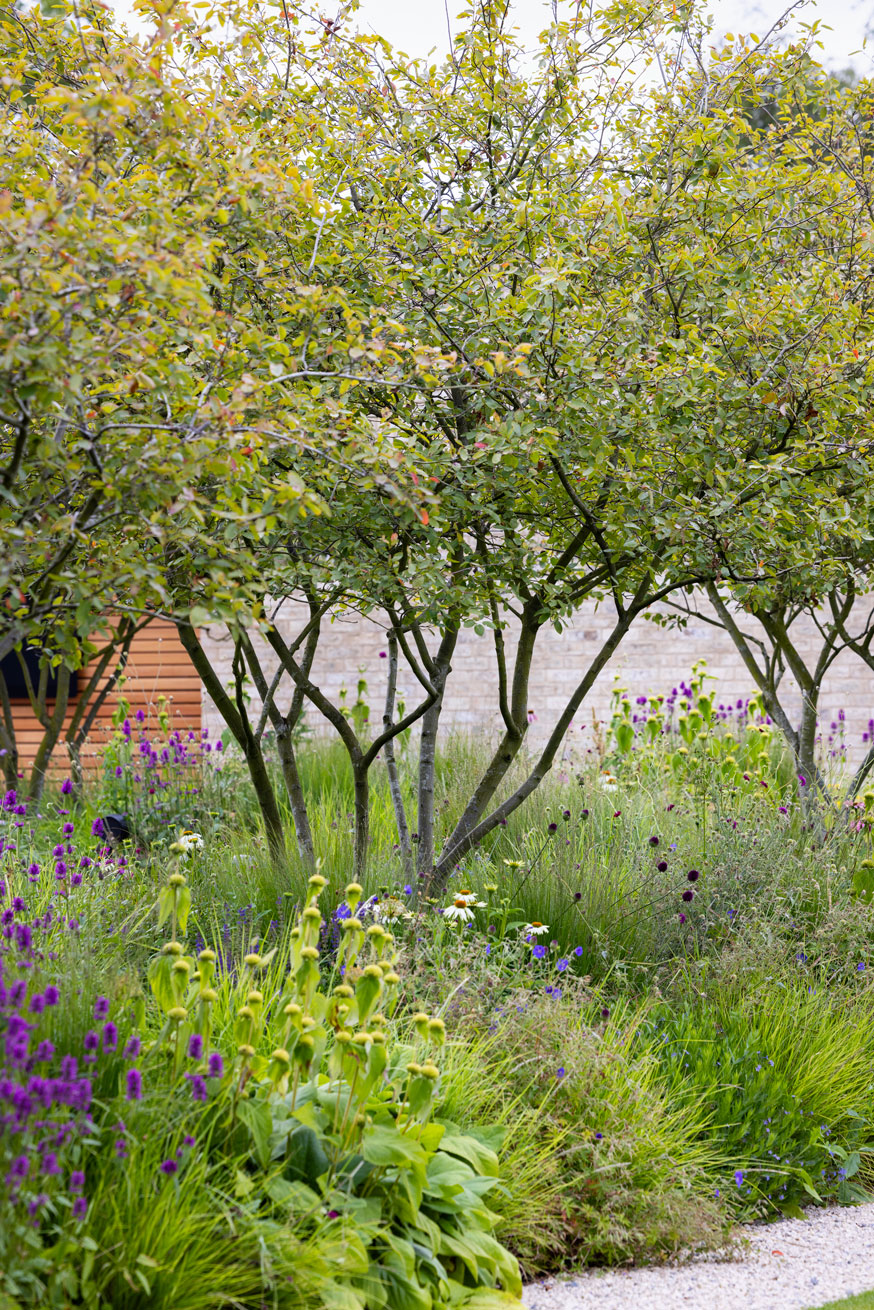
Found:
5,620 -> 201,774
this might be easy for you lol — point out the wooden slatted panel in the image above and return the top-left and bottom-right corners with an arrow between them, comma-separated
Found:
8,620 -> 202,775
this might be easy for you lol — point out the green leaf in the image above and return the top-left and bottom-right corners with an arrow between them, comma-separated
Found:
237,1097 -> 273,1170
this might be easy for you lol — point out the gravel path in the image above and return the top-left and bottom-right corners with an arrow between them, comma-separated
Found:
522,1204 -> 874,1310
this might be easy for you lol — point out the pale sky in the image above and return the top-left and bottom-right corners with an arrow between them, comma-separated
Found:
351,0 -> 871,73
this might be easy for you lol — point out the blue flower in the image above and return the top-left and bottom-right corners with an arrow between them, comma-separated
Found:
573,946 -> 583,957
556,1067 -> 566,1079
532,944 -> 547,960
734,1170 -> 744,1188
556,958 -> 569,972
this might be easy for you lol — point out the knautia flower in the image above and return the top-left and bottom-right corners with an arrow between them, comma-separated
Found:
523,921 -> 549,936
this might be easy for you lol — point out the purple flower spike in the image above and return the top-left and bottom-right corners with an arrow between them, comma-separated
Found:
94,997 -> 109,1021
70,1170 -> 85,1192
126,1068 -> 142,1101
61,778 -> 73,795
187,1033 -> 203,1060
159,1159 -> 178,1176
72,1197 -> 88,1220
207,1052 -> 224,1078
188,1074 -> 208,1102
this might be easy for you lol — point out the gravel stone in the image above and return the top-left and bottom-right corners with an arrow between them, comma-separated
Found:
523,1203 -> 874,1310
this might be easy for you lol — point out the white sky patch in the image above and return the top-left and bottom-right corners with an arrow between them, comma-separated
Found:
349,0 -> 871,73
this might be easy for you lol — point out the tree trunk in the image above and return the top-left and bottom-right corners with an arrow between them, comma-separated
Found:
429,605 -> 636,892
244,739 -> 287,864
177,620 -> 287,863
28,666 -> 71,806
383,634 -> 413,877
0,668 -> 18,789
274,721 -> 315,867
414,628 -> 458,875
352,757 -> 369,882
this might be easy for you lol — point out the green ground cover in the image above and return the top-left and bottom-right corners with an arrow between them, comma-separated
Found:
3,679 -> 874,1307
819,1294 -> 874,1309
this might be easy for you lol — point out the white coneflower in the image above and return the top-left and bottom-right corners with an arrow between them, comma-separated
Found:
172,831 -> 204,855
523,920 -> 549,936
442,896 -> 485,922
600,773 -> 619,792
452,889 -> 482,906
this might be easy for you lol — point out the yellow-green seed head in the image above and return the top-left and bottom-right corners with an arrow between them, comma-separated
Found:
243,953 -> 262,969
238,1043 -> 256,1059
345,882 -> 364,911
333,984 -> 354,998
200,988 -> 218,1004
335,1030 -> 353,1045
342,918 -> 363,933
302,906 -> 321,923
421,1062 -> 440,1080
270,1048 -> 291,1065
300,946 -> 319,962
168,1006 -> 188,1021
237,1005 -> 255,1022
172,959 -> 190,975
247,990 -> 263,1006
169,872 -> 187,888
199,949 -> 216,963
363,964 -> 383,980
427,1018 -> 446,1046
162,941 -> 184,956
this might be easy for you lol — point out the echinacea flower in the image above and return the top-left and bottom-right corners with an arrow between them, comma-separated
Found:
171,831 -> 204,856
443,897 -> 484,921
523,921 -> 550,936
600,773 -> 619,792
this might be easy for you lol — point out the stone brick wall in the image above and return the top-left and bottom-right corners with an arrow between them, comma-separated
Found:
200,595 -> 874,770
